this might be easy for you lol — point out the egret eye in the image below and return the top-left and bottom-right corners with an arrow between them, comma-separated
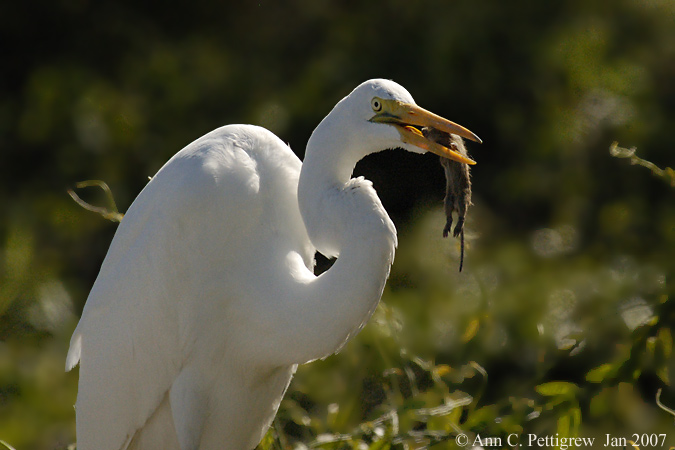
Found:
371,98 -> 382,112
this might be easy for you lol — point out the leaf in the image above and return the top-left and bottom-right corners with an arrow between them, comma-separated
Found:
646,336 -> 657,356
658,327 -> 673,359
657,366 -> 670,385
569,406 -> 581,435
665,167 -> 675,186
535,381 -> 579,397
434,364 -> 451,378
462,404 -> 499,428
401,399 -> 427,412
585,363 -> 614,383
368,439 -> 391,450
461,318 -> 480,343
589,388 -> 611,417
556,413 -> 570,440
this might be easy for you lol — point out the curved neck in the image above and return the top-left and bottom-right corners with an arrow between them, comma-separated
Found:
298,122 -> 396,257
288,123 -> 397,364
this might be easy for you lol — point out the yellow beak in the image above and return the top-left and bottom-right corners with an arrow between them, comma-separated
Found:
370,99 -> 481,165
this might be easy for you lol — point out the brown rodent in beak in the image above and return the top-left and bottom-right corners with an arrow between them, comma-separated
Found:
422,127 -> 473,272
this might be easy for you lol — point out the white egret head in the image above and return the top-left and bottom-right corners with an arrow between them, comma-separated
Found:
316,79 -> 480,167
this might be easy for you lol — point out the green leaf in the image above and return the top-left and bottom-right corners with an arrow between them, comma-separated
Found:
658,327 -> 673,358
589,388 -> 611,417
461,317 -> 480,343
368,439 -> 391,450
535,382 -> 579,397
646,336 -> 657,355
401,399 -> 427,411
569,406 -> 581,435
556,413 -> 570,439
657,366 -> 670,385
554,407 -> 582,446
585,363 -> 614,383
463,404 -> 499,428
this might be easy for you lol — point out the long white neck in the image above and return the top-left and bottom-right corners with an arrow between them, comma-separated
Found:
292,120 -> 398,363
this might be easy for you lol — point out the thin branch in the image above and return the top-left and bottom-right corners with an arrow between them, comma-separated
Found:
610,142 -> 675,187
67,180 -> 124,222
656,388 -> 675,421
0,440 -> 17,450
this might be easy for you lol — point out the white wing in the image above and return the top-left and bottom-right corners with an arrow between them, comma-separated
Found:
67,124 -> 314,450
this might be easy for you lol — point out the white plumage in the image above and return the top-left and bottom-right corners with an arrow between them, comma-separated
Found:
67,79 -> 479,450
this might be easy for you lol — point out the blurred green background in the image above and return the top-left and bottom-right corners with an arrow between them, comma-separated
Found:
1,0 -> 674,448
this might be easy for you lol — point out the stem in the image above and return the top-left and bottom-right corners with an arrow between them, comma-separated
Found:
610,142 -> 675,188
67,180 -> 124,222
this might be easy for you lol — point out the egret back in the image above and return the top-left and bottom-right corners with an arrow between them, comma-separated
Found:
67,125 -> 313,450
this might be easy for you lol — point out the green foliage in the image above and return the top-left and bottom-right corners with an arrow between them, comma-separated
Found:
250,210 -> 673,448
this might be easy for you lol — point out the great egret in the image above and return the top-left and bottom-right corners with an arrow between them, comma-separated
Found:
66,79 -> 480,450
